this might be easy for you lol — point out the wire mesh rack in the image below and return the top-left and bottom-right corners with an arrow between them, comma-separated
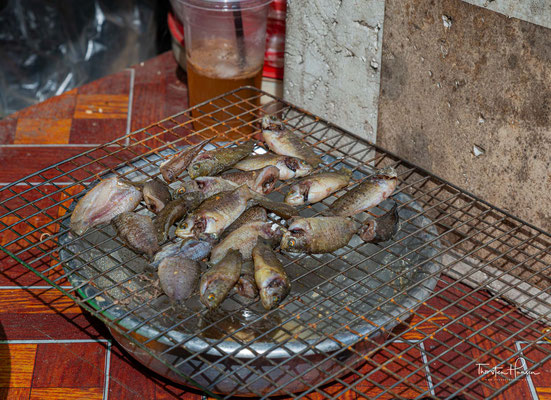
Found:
1,87 -> 550,399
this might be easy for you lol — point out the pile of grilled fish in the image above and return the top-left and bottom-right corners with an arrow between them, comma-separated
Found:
69,115 -> 400,311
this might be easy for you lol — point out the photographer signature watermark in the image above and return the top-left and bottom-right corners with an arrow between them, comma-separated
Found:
477,358 -> 540,381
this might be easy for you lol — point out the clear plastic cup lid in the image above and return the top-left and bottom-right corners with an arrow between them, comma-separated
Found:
176,0 -> 272,11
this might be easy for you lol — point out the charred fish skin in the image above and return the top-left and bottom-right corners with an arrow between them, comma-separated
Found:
329,166 -> 398,217
158,256 -> 200,301
160,138 -> 212,183
70,177 -> 143,236
261,115 -> 322,167
175,186 -> 254,241
359,203 -> 400,243
143,178 -> 171,213
153,192 -> 205,243
233,261 -> 259,299
234,153 -> 313,180
221,206 -> 267,240
285,169 -> 352,206
150,239 -> 212,269
112,212 -> 159,257
280,216 -> 358,254
209,221 -> 283,264
253,239 -> 291,310
221,166 -> 280,195
199,250 -> 242,310
187,140 -> 256,179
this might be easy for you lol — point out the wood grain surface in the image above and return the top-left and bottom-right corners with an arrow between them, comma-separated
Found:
0,52 -> 548,400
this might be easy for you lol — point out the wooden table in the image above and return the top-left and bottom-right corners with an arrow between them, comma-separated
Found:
0,52 -> 549,400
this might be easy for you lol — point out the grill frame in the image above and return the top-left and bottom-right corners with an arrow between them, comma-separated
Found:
1,86 -> 550,399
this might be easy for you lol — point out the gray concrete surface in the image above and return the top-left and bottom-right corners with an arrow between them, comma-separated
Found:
283,0 -> 385,143
462,0 -> 551,29
377,0 -> 551,231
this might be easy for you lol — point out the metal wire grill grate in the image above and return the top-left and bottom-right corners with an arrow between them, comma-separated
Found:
1,87 -> 551,399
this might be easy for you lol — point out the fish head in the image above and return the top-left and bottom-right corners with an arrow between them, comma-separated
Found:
261,115 -> 284,132
174,216 -> 195,239
253,166 -> 279,195
282,157 -> 313,178
280,219 -> 310,252
258,275 -> 290,310
200,278 -> 227,310
284,182 -> 309,206
188,158 -> 216,179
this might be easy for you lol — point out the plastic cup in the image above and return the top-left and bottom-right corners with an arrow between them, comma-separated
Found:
172,0 -> 272,140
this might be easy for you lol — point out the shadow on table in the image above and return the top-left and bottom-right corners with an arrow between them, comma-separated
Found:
0,319 -> 10,400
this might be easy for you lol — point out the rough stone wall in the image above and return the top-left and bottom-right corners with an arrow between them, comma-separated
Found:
377,0 -> 551,231
283,0 -> 385,143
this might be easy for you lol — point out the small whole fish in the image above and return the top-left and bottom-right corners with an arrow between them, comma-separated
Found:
280,216 -> 358,253
177,165 -> 278,198
187,140 -> 256,179
175,186 -> 254,242
158,256 -> 200,301
285,169 -> 352,206
200,250 -> 242,310
253,238 -> 291,310
329,166 -> 398,217
221,166 -> 279,195
209,221 -> 283,264
234,153 -> 313,180
143,178 -> 171,213
153,192 -> 205,243
70,177 -> 142,235
160,138 -> 212,183
112,212 -> 159,257
175,185 -> 297,241
150,239 -> 212,269
233,261 -> 258,299
220,206 -> 267,240
358,203 -> 400,243
261,115 -> 321,167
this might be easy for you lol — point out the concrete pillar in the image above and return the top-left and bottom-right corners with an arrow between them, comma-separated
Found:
282,0 -> 386,143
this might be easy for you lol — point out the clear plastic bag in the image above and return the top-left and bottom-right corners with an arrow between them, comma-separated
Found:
0,0 -> 163,118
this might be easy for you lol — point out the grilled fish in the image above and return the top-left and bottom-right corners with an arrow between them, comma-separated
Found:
234,153 -> 313,180
358,203 -> 400,243
253,238 -> 291,310
175,185 -> 297,241
71,177 -> 142,235
209,221 -> 283,264
177,165 -> 279,198
160,138 -> 212,183
153,192 -> 205,243
262,115 -> 321,167
199,250 -> 242,310
221,166 -> 279,195
329,166 -> 398,216
150,239 -> 212,269
280,216 -> 358,253
187,140 -> 256,179
143,178 -> 171,213
158,256 -> 200,301
285,169 -> 352,206
112,212 -> 159,257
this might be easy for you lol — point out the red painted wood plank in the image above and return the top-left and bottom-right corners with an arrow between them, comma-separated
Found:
32,342 -> 106,388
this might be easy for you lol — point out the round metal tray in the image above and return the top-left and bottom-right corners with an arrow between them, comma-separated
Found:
59,149 -> 442,396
